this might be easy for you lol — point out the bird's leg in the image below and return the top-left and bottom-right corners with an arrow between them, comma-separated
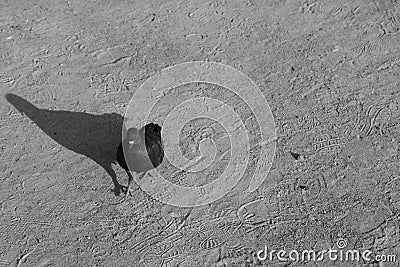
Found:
124,170 -> 135,201
123,172 -> 147,202
124,172 -> 147,201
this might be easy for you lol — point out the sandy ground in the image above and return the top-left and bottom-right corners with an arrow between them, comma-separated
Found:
1,0 -> 400,266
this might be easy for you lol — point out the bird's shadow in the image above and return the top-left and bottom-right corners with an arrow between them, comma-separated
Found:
5,93 -> 125,196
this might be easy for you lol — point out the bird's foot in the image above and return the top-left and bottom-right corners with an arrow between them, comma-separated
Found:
116,181 -> 134,203
123,187 -> 134,201
119,184 -> 127,194
111,184 -> 125,196
114,188 -> 133,205
115,172 -> 143,204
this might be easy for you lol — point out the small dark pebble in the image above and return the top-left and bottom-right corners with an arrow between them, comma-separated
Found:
290,151 -> 300,160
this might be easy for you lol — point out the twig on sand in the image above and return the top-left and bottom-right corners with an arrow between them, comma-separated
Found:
16,247 -> 36,267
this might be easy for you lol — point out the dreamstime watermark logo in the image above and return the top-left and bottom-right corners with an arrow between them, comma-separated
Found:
123,61 -> 276,207
257,238 -> 397,263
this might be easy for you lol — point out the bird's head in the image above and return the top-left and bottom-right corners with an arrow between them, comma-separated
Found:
126,128 -> 140,145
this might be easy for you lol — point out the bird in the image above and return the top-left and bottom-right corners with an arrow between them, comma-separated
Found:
116,122 -> 164,201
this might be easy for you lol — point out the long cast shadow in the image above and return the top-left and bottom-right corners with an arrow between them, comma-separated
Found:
5,93 -> 125,195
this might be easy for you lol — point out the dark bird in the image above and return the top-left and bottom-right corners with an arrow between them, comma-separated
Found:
116,123 -> 164,200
